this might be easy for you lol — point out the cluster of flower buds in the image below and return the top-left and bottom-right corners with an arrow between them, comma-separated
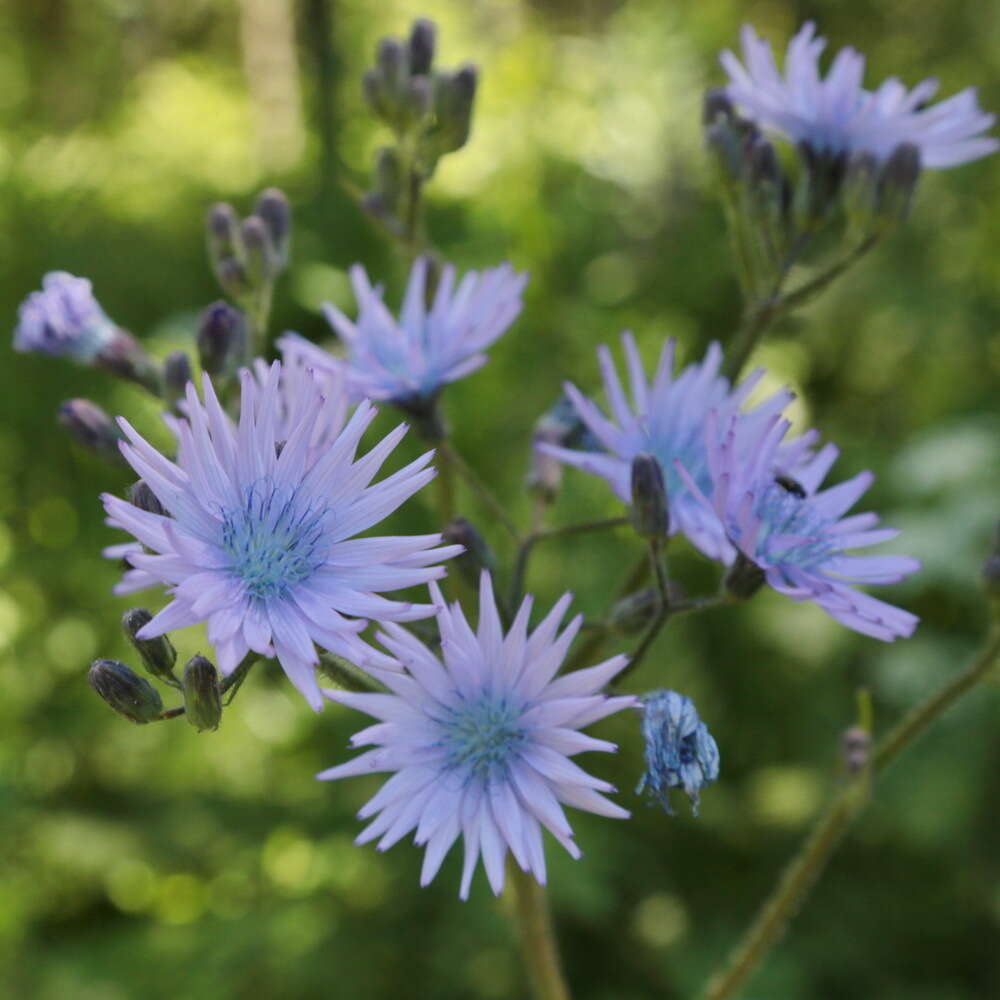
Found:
361,19 -> 478,229
88,609 -> 225,731
704,88 -> 921,305
206,188 -> 291,303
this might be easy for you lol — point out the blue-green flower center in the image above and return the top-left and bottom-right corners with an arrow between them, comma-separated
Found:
752,482 -> 834,570
221,481 -> 328,601
441,695 -> 526,782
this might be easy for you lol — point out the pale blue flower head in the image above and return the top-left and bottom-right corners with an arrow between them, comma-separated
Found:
320,256 -> 527,406
678,411 -> 921,640
637,690 -> 719,815
722,22 -> 998,167
14,271 -> 117,362
538,332 -> 814,561
101,361 -> 462,710
318,573 -> 637,899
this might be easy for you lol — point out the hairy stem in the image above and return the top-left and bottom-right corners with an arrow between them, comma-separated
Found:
507,862 -> 571,1000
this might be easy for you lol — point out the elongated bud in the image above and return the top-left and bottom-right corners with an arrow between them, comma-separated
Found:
408,19 -> 436,76
843,151 -> 879,233
182,655 -> 223,732
206,203 -> 242,266
197,302 -> 247,377
58,399 -> 125,464
128,479 -> 168,517
630,453 -> 669,538
123,608 -> 177,683
241,216 -> 277,285
443,517 -> 494,586
840,725 -> 871,776
609,588 -> 661,634
254,188 -> 292,267
164,351 -> 193,410
877,143 -> 921,225
702,87 -> 735,126
795,142 -> 848,226
89,658 -> 164,724
215,257 -> 251,300
363,146 -> 405,224
527,427 -> 564,502
724,550 -> 765,600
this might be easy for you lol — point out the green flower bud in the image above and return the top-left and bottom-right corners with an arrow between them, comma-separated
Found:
408,19 -> 437,76
89,658 -> 164,724
724,550 -> 765,600
182,655 -> 223,732
253,188 -> 292,268
240,215 -> 278,285
122,608 -> 177,683
206,202 -> 242,268
163,351 -> 193,410
877,143 -> 921,226
58,399 -> 125,465
197,302 -> 247,378
443,517 -> 495,587
128,479 -> 167,517
630,453 -> 669,538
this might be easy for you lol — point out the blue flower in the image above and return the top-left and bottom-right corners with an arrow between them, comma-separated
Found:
722,22 -> 997,167
318,573 -> 637,898
538,332 -> 812,561
314,256 -> 528,405
102,362 -> 462,710
14,272 -> 116,362
678,412 -> 921,640
636,690 -> 720,815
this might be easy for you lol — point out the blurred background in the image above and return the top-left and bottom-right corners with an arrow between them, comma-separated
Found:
2,0 -> 1000,997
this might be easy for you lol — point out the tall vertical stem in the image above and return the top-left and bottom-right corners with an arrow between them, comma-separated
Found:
507,862 -> 572,1000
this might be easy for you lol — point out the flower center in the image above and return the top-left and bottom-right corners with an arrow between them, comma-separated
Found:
220,480 -> 328,601
752,482 -> 834,570
440,695 -> 526,782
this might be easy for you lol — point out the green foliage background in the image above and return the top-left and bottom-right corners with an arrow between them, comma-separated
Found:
2,1 -> 1000,997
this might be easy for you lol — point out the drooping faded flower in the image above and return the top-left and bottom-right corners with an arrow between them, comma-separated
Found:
15,272 -> 117,361
318,573 -> 636,899
537,332 -> 812,561
102,362 -> 461,709
679,412 -> 920,640
636,690 -> 720,815
721,22 -> 998,167
318,256 -> 527,408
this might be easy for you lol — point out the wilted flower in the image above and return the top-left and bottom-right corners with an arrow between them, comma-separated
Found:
679,412 -> 920,640
15,272 -> 116,361
538,332 -> 812,561
102,362 -> 461,710
636,690 -> 720,815
318,573 -> 636,899
721,22 -> 998,167
319,256 -> 527,408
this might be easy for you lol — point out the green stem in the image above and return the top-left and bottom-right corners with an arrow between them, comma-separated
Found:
437,440 -> 520,540
780,235 -> 879,314
435,443 -> 456,528
317,652 -> 388,693
509,516 -> 629,610
614,538 -> 670,686
700,624 -> 1000,1000
721,299 -> 782,383
221,651 -> 259,704
506,861 -> 571,1000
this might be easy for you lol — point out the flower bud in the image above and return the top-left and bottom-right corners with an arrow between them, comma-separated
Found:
89,658 -> 164,724
215,258 -> 252,300
206,203 -> 242,268
363,146 -> 405,224
128,479 -> 168,517
527,427 -> 564,502
630,453 -> 669,538
608,588 -> 660,634
840,725 -> 871,776
877,143 -> 921,225
182,655 -> 223,732
241,215 -> 278,285
164,351 -> 193,410
426,65 -> 478,160
724,550 -> 765,600
408,19 -> 437,76
636,690 -> 720,815
253,188 -> 292,268
795,143 -> 848,226
702,87 -> 735,126
122,608 -> 177,683
843,151 -> 879,233
197,302 -> 247,377
442,517 -> 494,587
58,399 -> 125,464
